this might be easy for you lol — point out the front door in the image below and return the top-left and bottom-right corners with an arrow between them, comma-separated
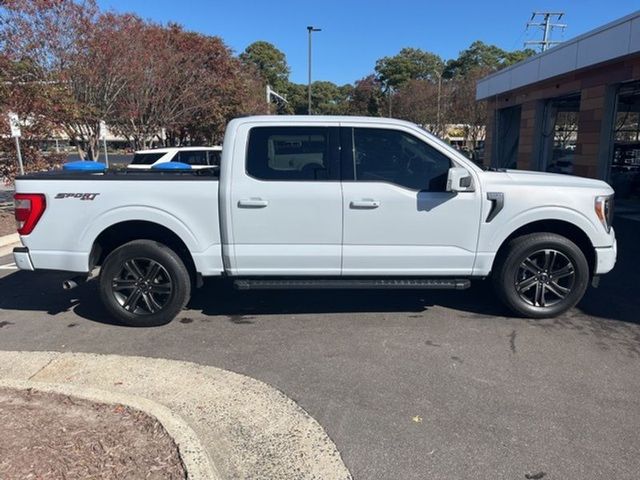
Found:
229,125 -> 342,275
341,126 -> 482,275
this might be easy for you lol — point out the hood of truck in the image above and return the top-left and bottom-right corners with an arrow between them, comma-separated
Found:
492,169 -> 614,192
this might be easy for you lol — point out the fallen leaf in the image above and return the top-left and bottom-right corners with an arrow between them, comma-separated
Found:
525,472 -> 546,479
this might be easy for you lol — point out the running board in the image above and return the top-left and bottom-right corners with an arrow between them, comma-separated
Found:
234,278 -> 471,290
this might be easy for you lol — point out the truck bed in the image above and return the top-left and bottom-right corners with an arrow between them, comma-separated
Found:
15,169 -> 223,275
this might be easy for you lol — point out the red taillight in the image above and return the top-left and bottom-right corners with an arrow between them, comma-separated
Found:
14,193 -> 46,235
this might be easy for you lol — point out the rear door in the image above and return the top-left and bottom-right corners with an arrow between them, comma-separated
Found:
228,125 -> 342,275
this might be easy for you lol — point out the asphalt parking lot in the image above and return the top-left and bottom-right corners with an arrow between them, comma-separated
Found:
0,217 -> 639,480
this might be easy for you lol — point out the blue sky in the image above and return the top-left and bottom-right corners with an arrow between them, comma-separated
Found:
97,0 -> 639,85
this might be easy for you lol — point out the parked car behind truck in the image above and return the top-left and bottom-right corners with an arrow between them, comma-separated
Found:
13,116 -> 617,326
127,146 -> 221,170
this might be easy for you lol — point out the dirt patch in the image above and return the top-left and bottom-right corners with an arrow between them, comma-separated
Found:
0,388 -> 186,479
0,212 -> 15,237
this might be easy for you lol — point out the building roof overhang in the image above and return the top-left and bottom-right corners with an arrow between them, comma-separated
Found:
476,10 -> 640,100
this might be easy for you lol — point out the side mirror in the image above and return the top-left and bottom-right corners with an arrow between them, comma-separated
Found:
446,167 -> 474,192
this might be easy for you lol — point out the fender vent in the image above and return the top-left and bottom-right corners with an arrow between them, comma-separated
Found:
486,192 -> 504,222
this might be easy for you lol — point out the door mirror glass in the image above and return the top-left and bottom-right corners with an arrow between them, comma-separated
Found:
446,167 -> 474,192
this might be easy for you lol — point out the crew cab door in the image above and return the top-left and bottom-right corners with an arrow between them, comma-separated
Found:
227,124 -> 342,275
340,125 -> 482,275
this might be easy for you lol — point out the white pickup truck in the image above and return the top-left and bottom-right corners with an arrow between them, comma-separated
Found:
13,116 -> 617,326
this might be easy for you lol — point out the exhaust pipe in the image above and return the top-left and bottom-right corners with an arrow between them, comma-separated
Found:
63,275 -> 87,290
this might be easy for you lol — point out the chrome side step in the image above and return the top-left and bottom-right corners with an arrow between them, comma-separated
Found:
234,278 -> 471,290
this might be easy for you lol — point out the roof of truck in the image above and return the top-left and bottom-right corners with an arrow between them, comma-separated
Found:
230,115 -> 419,127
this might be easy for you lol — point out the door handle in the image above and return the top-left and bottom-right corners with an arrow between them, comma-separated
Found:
238,198 -> 269,208
350,199 -> 380,209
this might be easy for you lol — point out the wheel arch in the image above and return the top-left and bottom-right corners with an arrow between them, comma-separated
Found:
492,219 -> 596,276
91,220 -> 197,280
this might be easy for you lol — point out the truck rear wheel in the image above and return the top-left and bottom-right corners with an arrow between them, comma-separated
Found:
492,233 -> 589,318
99,240 -> 191,327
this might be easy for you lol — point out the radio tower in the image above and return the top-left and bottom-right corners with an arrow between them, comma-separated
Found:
525,12 -> 566,52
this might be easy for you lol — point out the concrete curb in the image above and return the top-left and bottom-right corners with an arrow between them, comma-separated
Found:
0,351 -> 352,480
0,379 -> 219,480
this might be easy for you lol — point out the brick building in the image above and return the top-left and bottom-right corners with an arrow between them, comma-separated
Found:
476,11 -> 640,210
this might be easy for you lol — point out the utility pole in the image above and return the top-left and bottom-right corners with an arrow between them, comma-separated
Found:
307,26 -> 321,115
525,12 -> 566,52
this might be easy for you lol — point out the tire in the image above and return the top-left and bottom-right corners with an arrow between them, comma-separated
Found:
99,240 -> 191,327
492,233 -> 589,318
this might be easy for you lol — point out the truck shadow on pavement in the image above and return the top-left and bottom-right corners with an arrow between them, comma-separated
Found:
0,218 -> 637,327
0,269 -> 507,325
188,279 -> 506,319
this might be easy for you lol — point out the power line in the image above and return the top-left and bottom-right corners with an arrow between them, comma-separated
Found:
525,12 -> 566,52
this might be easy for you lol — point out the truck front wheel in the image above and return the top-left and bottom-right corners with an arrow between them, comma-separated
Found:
99,240 -> 191,327
492,233 -> 590,318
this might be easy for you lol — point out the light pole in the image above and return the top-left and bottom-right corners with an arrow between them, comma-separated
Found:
436,71 -> 442,135
307,25 -> 321,115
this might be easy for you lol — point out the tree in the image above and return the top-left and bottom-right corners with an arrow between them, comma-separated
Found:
311,81 -> 352,115
62,12 -> 148,158
444,41 -> 535,78
0,56 -> 65,181
448,67 -> 489,147
375,48 -> 445,90
347,75 -> 384,116
283,81 -> 352,115
1,0 -> 267,154
393,79 -> 451,137
282,83 -> 307,114
0,0 -> 106,159
0,1 -> 157,159
240,41 -> 290,93
442,41 -> 534,146
113,24 -> 266,148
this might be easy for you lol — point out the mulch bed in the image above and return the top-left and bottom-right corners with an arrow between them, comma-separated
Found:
0,212 -> 15,237
0,388 -> 186,479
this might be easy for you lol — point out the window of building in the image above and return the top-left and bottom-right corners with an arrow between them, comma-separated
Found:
493,105 -> 521,169
612,81 -> 640,204
247,127 -> 335,180
541,94 -> 580,174
352,128 -> 451,191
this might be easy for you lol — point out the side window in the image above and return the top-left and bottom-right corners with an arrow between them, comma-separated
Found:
247,127 -> 336,180
352,128 -> 451,191
208,150 -> 221,166
130,152 -> 165,165
176,150 -> 208,166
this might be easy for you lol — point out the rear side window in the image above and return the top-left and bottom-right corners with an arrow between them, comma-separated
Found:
246,127 -> 338,180
177,150 -> 208,166
130,152 -> 165,165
